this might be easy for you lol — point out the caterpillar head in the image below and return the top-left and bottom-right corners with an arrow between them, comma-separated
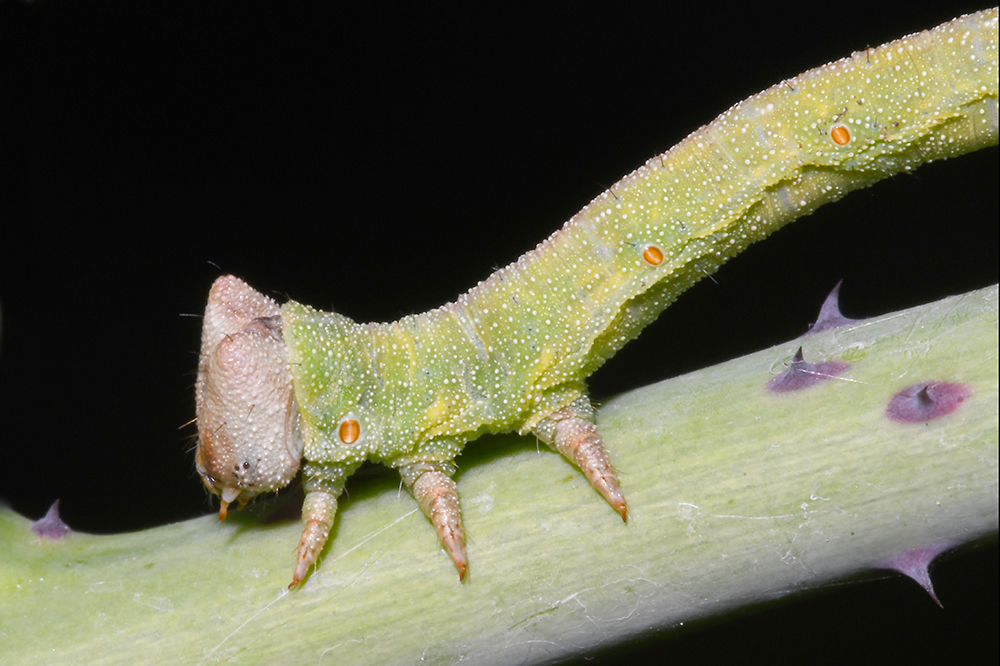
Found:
195,276 -> 304,519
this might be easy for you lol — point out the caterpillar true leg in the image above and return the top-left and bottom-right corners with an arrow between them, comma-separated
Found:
399,461 -> 467,580
292,488 -> 339,588
532,396 -> 628,521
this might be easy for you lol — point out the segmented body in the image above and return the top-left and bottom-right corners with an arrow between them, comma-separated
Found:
284,7 -> 998,480
195,9 -> 999,586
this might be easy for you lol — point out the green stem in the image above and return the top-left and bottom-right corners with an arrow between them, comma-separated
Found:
2,285 -> 996,665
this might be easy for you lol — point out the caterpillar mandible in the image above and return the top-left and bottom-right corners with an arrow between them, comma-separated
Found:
195,9 -> 999,588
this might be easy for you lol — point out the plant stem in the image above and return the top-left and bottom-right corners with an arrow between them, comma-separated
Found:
2,285 -> 996,665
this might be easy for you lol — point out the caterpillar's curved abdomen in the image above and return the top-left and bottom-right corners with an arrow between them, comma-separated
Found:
284,10 -> 997,456
456,9 -> 998,398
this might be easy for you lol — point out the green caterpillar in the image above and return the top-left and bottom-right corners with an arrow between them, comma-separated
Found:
195,9 -> 998,588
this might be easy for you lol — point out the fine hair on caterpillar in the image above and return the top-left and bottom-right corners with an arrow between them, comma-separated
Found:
194,9 -> 998,588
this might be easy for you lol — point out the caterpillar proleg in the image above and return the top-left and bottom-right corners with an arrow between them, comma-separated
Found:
195,9 -> 998,587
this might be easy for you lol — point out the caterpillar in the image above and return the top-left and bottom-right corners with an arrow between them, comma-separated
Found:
194,9 -> 999,588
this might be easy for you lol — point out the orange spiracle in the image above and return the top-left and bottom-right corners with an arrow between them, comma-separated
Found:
339,418 -> 361,444
830,124 -> 852,146
642,244 -> 664,266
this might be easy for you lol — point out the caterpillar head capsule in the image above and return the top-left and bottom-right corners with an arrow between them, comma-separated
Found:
195,276 -> 304,519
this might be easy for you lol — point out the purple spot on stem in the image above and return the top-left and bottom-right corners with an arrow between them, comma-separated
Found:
881,543 -> 957,607
767,347 -> 850,392
886,381 -> 971,423
805,280 -> 859,335
31,500 -> 72,540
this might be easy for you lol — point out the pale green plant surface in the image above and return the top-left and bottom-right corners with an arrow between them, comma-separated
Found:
1,284 -> 996,665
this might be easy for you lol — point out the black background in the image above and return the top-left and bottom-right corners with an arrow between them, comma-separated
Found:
2,2 -> 996,663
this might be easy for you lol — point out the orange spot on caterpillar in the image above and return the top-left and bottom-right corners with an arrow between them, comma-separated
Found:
830,124 -> 852,145
642,245 -> 664,266
339,418 -> 361,444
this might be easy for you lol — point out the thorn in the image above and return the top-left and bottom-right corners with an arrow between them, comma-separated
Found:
31,500 -> 72,540
805,280 -> 859,335
916,385 -> 934,406
886,381 -> 971,423
882,543 -> 956,608
791,346 -> 806,366
767,347 -> 850,393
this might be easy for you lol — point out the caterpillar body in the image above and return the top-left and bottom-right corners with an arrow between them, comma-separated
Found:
195,9 -> 999,587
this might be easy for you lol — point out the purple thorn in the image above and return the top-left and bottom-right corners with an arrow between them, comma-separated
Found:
805,280 -> 859,336
31,500 -> 72,540
767,347 -> 851,392
886,381 -> 971,423
881,543 -> 957,608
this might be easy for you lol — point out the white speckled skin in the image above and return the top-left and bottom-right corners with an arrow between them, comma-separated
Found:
195,10 -> 999,586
